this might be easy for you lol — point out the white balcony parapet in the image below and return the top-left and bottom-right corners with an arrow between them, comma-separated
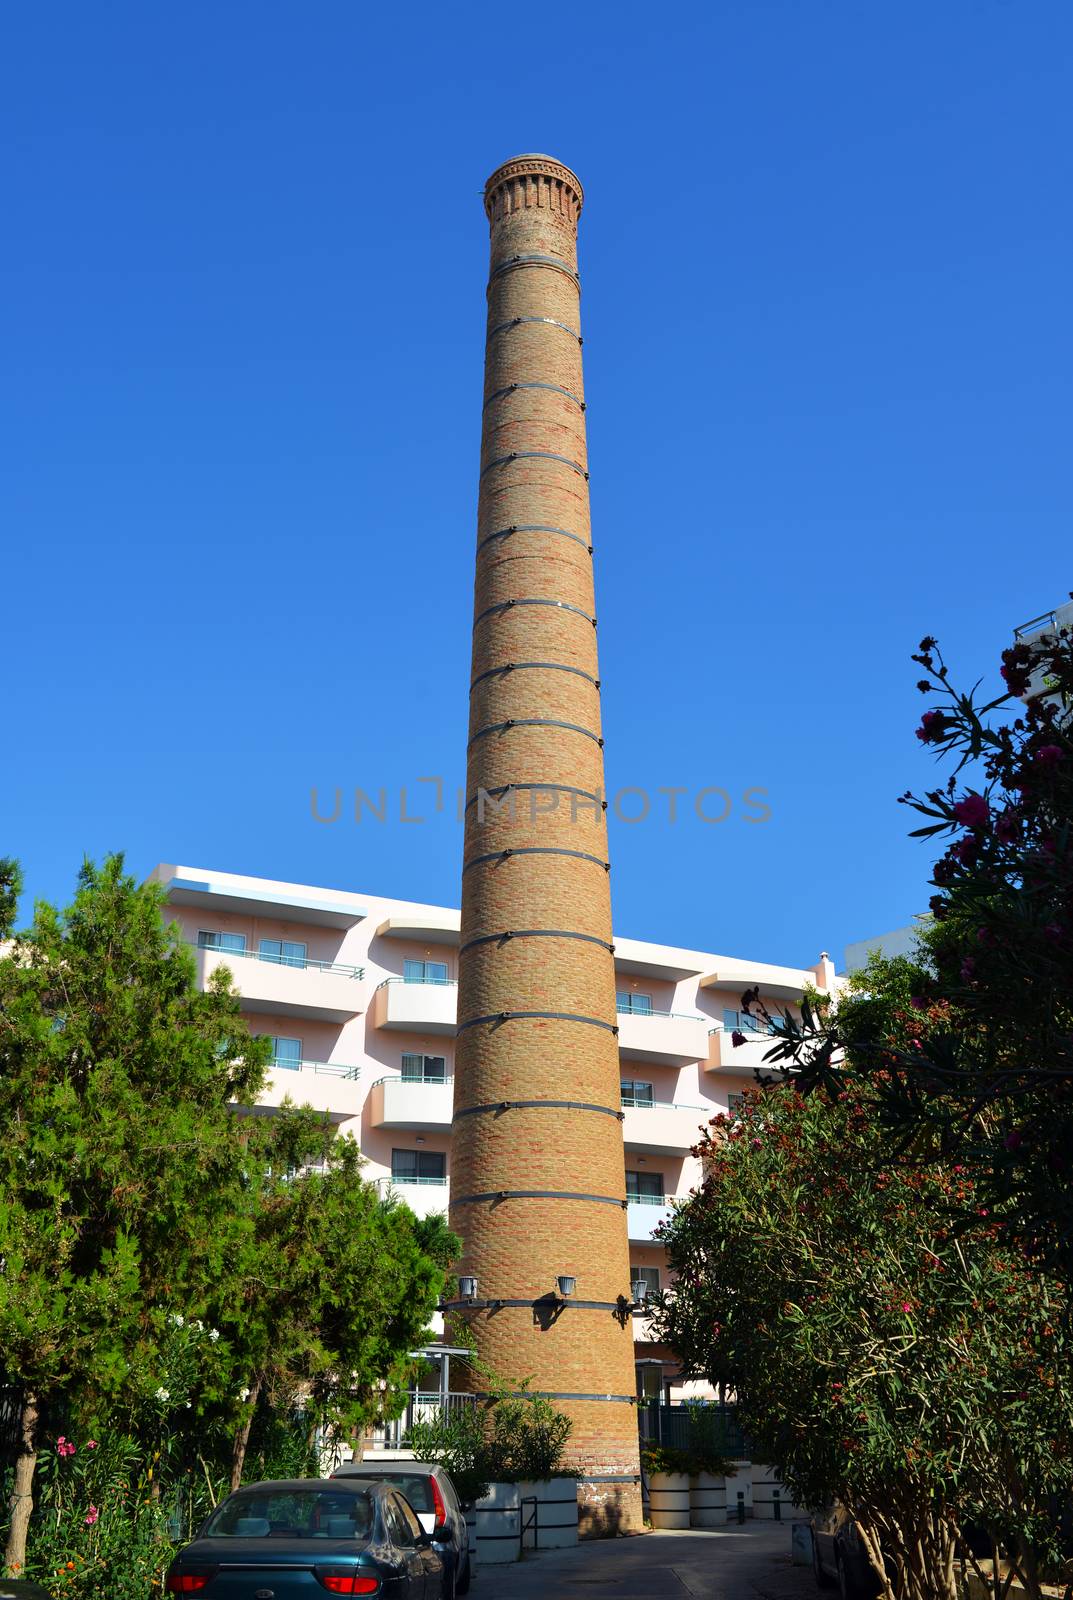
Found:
707,1025 -> 782,1074
700,958 -> 814,1003
257,1060 -> 363,1120
626,1198 -> 674,1243
193,944 -> 365,1024
369,1074 -> 454,1130
375,1175 -> 452,1221
372,977 -> 458,1035
616,1006 -> 710,1065
620,1098 -> 712,1156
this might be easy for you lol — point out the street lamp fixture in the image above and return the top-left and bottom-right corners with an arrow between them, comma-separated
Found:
556,1275 -> 576,1299
631,1278 -> 649,1306
458,1276 -> 478,1302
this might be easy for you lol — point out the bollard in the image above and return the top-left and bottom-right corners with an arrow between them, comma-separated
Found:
773,1490 -> 781,1522
737,1492 -> 746,1525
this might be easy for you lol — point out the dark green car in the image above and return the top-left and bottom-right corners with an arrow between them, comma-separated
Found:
165,1479 -> 443,1597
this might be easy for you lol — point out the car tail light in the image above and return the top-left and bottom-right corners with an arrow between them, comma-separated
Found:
430,1473 -> 448,1536
166,1575 -> 215,1594
317,1575 -> 379,1595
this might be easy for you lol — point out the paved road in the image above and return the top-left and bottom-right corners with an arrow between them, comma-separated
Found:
479,1520 -> 817,1600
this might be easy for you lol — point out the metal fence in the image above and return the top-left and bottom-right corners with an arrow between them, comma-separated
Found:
637,1400 -> 747,1460
371,1390 -> 478,1450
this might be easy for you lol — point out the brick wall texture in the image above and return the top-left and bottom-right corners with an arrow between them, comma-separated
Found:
449,155 -> 644,1536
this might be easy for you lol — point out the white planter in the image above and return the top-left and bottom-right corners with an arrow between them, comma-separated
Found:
515,1477 -> 578,1549
689,1472 -> 726,1529
752,1463 -> 799,1520
474,1481 -> 521,1565
649,1471 -> 690,1530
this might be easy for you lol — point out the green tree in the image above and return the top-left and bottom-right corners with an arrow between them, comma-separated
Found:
653,1080 -> 1073,1600
221,1110 -> 458,1488
0,855 -> 269,1574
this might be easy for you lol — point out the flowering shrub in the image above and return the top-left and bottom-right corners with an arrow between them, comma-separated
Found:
652,1082 -> 1073,1600
771,618 -> 1073,1274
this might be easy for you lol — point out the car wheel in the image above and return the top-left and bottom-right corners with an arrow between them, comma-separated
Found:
813,1535 -> 836,1591
456,1552 -> 471,1596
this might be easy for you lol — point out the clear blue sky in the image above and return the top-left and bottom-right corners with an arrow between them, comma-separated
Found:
3,2 -> 1070,968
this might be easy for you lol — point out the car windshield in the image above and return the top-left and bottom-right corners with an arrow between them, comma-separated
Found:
355,1474 -> 434,1514
203,1489 -> 374,1541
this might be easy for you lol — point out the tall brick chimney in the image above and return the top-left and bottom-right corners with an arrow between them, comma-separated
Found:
448,155 -> 643,1535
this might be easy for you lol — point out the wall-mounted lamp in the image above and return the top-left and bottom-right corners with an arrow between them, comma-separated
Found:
556,1274 -> 576,1299
458,1276 -> 478,1302
631,1279 -> 649,1306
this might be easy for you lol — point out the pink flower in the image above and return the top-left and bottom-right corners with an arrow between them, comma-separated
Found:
1035,745 -> 1063,765
86,1440 -> 97,1450
84,1505 -> 99,1527
953,793 -> 990,829
916,710 -> 947,744
900,1302 -> 912,1313
56,1437 -> 75,1458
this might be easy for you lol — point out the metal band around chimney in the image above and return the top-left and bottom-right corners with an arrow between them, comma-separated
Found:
462,846 -> 609,874
480,451 -> 588,482
453,1098 -> 623,1121
488,252 -> 581,289
468,717 -> 603,749
483,381 -> 585,412
488,315 -> 582,345
474,597 -> 596,628
478,523 -> 592,554
451,1189 -> 627,1206
458,927 -> 614,955
464,782 -> 606,813
470,660 -> 599,692
457,1011 -> 619,1035
444,1299 -> 624,1314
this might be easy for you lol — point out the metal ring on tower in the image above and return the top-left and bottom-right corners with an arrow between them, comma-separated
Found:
456,1011 -> 619,1035
483,381 -> 585,412
473,597 -> 596,628
467,717 -> 603,749
469,660 -> 600,692
464,781 -> 608,813
477,523 -> 592,555
458,927 -> 614,955
487,252 -> 581,289
487,315 -> 582,344
480,451 -> 588,481
461,846 -> 609,873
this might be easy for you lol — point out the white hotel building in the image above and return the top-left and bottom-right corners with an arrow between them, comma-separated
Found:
148,863 -> 836,1401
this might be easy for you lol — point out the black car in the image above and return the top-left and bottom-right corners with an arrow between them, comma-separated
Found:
165,1478 -> 444,1597
811,1504 -> 883,1600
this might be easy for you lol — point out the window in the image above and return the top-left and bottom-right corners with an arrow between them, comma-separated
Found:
259,938 -> 307,968
401,1053 -> 447,1083
201,1487 -> 373,1540
617,991 -> 653,1015
727,1093 -> 745,1114
385,1495 -> 419,1547
626,1170 -> 664,1202
270,1037 -> 302,1071
631,1265 -> 661,1294
392,1149 -> 446,1184
723,1007 -> 777,1036
198,930 -> 247,954
404,958 -> 448,984
621,1079 -> 654,1107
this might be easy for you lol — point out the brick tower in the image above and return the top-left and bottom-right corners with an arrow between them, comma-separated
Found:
448,155 -> 643,1535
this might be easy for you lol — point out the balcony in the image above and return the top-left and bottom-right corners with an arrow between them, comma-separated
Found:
372,978 -> 458,1035
620,1098 -> 711,1156
258,1059 -> 363,1120
616,1006 -> 709,1065
375,1175 -> 451,1221
707,1025 -> 781,1074
368,1074 -> 454,1130
193,944 -> 365,1023
626,1197 -> 674,1242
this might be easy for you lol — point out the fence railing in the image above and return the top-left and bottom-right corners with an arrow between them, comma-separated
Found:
372,1390 -> 478,1449
273,1059 -> 361,1080
192,943 -> 364,979
638,1399 -> 747,1459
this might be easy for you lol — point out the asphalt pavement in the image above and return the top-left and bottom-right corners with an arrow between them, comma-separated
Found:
479,1519 -> 817,1600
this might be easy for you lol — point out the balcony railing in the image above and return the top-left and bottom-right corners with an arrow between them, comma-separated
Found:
380,976 -> 457,989
272,1059 -> 361,1080
627,1192 -> 668,1206
372,1072 -> 454,1088
621,1094 -> 706,1112
371,1390 -> 478,1451
385,1175 -> 449,1187
1014,609 -> 1057,639
192,943 -> 364,979
617,1004 -> 706,1024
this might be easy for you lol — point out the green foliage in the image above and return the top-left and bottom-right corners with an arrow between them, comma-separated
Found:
408,1381 -> 574,1503
776,624 -> 1073,1274
653,1080 -> 1073,1600
0,853 -> 462,1585
639,1445 -> 693,1477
